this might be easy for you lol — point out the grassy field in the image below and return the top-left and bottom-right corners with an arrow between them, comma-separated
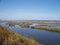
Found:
18,22 -> 32,28
6,21 -> 60,32
7,22 -> 32,28
0,26 -> 41,45
32,25 -> 60,32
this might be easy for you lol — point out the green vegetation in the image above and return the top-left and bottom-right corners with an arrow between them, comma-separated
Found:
0,26 -> 41,45
32,25 -> 60,32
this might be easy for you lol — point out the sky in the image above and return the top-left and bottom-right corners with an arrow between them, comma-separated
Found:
0,0 -> 60,20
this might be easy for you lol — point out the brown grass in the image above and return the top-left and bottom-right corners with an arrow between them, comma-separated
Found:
0,26 -> 41,45
33,25 -> 60,32
19,22 -> 32,28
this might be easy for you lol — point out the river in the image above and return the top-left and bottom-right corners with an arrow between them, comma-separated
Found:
0,22 -> 60,45
8,25 -> 60,45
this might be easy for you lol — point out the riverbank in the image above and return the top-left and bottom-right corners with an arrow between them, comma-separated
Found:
32,25 -> 60,32
6,22 -> 60,32
7,22 -> 32,28
0,26 -> 41,45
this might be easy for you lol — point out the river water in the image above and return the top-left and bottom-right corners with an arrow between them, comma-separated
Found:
0,22 -> 60,45
8,25 -> 60,45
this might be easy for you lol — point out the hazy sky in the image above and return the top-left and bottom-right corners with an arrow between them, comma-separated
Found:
0,0 -> 60,20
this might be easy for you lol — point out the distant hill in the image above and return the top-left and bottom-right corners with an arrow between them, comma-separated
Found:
0,20 -> 60,23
